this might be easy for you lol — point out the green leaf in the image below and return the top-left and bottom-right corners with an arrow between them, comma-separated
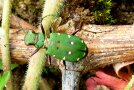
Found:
0,61 -> 2,70
0,60 -> 18,70
125,75 -> 134,90
10,64 -> 19,70
0,71 -> 11,90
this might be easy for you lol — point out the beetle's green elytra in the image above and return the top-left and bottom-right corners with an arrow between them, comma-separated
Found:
24,31 -> 36,45
46,33 -> 87,62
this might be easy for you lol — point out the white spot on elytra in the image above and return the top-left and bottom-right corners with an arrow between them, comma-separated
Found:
57,33 -> 60,35
68,51 -> 72,55
77,58 -> 80,61
83,53 -> 85,56
68,35 -> 71,38
53,55 -> 55,57
85,47 -> 87,51
81,40 -> 83,43
70,41 -> 74,45
63,56 -> 66,60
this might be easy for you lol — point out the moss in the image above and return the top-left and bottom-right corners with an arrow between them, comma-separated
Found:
93,0 -> 116,24
12,0 -> 43,26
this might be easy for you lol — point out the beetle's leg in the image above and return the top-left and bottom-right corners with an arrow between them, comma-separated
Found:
41,15 -> 56,37
30,49 -> 40,57
42,15 -> 56,20
43,46 -> 52,65
4,43 -> 11,47
63,61 -> 67,70
41,22 -> 53,34
40,23 -> 45,35
71,29 -> 80,35
47,55 -> 52,65
41,15 -> 61,34
71,20 -> 84,35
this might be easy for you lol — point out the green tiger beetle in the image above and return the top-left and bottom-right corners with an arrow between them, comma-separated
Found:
24,17 -> 88,62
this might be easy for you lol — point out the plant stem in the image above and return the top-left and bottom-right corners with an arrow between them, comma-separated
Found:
1,0 -> 13,90
23,0 -> 65,90
125,75 -> 134,90
42,1 -> 82,90
62,70 -> 80,90
41,0 -> 65,35
22,49 -> 47,90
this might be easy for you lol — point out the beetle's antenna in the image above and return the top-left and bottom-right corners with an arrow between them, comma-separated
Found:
41,14 -> 57,34
71,20 -> 84,35
30,49 -> 40,57
40,23 -> 45,35
42,14 -> 56,20
4,43 -> 11,47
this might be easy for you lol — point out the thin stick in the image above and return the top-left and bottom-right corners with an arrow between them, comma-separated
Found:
22,0 -> 65,90
41,0 -> 65,36
1,0 -> 13,90
125,75 -> 134,90
22,49 -> 47,90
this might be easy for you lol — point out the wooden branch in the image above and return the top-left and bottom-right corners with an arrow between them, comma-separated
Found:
62,70 -> 80,90
82,24 -> 134,71
3,15 -> 37,63
0,15 -> 134,71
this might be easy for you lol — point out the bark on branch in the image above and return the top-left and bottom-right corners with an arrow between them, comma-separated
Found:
0,15 -> 134,71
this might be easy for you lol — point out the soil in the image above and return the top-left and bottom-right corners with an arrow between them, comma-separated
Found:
11,0 -> 134,26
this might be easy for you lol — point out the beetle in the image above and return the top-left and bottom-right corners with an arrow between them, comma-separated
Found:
24,31 -> 88,62
24,18 -> 88,62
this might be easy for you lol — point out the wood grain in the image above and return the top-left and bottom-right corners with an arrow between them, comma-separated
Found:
0,15 -> 134,71
82,24 -> 134,71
